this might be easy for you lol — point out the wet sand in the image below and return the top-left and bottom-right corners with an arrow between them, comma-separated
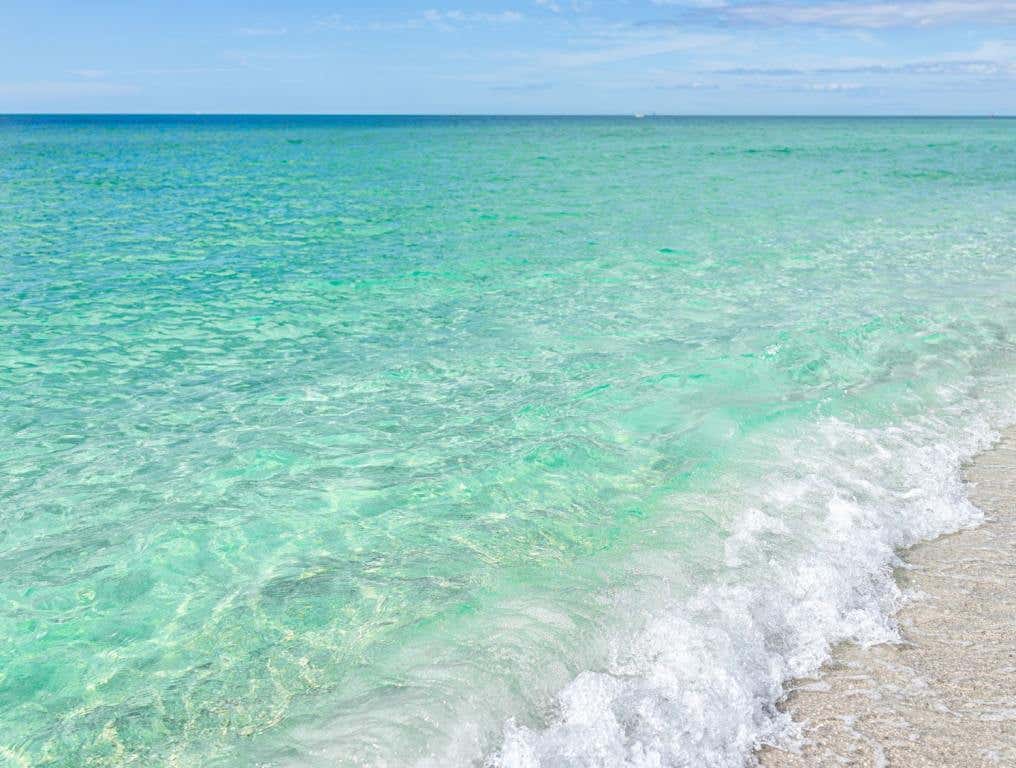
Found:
759,427 -> 1016,767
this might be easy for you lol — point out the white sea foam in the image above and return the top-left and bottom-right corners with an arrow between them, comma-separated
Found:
485,400 -> 1010,768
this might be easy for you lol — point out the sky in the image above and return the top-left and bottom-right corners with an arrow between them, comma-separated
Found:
1,1 -> 1014,114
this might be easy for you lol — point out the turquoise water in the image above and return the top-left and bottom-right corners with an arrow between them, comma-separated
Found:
1,116 -> 1014,768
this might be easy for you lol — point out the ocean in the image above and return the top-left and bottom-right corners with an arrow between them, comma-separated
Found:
1,115 -> 1014,767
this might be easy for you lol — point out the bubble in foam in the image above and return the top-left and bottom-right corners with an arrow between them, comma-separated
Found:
485,403 -> 1008,768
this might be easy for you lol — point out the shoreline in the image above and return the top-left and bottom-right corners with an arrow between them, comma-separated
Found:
757,426 -> 1016,767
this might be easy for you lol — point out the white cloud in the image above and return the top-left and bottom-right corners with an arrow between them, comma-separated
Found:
539,33 -> 729,67
138,66 -> 242,76
314,14 -> 357,31
651,0 -> 729,7
646,1 -> 1016,27
69,69 -> 108,79
236,26 -> 288,36
706,39 -> 1016,78
423,9 -> 525,25
535,0 -> 593,12
0,81 -> 139,99
803,81 -> 865,90
727,1 -> 1016,29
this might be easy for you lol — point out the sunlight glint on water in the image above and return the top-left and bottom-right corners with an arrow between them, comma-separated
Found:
0,116 -> 1014,767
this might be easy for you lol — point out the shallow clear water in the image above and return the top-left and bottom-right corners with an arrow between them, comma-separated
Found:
1,116 -> 1014,768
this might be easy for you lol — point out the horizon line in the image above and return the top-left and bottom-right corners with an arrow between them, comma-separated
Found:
1,112 -> 1013,119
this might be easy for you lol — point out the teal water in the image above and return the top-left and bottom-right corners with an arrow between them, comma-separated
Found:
1,116 -> 1014,768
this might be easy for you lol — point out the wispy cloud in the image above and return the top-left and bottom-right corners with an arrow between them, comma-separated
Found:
0,81 -> 139,98
422,9 -> 525,25
313,14 -> 354,31
654,80 -> 720,90
534,0 -> 592,11
314,8 -> 525,33
236,26 -> 288,37
802,81 -> 866,90
651,0 -> 730,7
708,39 -> 1016,78
138,66 -> 242,76
713,59 -> 1015,76
435,22 -> 731,97
729,1 -> 1016,28
69,69 -> 108,79
538,33 -> 730,67
490,81 -> 555,91
647,0 -> 1016,28
221,49 -> 321,69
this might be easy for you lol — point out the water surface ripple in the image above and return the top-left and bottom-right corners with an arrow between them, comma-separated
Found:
0,116 -> 1014,767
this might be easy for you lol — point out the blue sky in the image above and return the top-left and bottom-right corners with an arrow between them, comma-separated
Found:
2,1 -> 1014,113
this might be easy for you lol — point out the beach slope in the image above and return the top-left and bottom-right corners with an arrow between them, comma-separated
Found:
760,427 -> 1016,767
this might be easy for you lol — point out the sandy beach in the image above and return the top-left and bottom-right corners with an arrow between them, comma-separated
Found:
759,427 -> 1016,767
